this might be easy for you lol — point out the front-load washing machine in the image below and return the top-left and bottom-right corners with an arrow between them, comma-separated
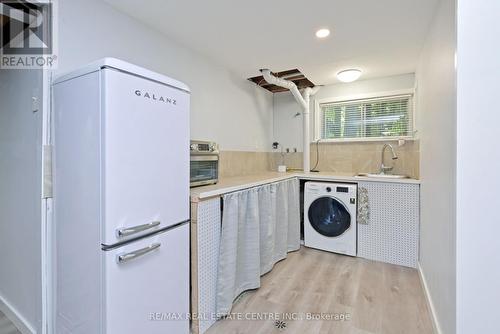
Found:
304,181 -> 357,256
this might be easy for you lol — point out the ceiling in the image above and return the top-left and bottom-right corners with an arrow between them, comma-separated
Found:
103,0 -> 438,85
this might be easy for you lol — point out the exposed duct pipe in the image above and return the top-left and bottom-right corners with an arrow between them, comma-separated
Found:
301,86 -> 321,173
261,69 -> 307,109
260,69 -> 321,173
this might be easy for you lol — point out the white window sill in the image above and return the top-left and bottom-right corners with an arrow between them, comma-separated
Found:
311,136 -> 417,144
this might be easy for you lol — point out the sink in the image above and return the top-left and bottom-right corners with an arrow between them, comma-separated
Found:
356,173 -> 410,179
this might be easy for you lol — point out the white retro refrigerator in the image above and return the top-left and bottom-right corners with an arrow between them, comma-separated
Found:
53,58 -> 190,334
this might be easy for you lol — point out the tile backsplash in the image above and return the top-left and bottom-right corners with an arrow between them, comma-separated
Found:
218,151 -> 273,177
272,141 -> 420,179
218,141 -> 419,179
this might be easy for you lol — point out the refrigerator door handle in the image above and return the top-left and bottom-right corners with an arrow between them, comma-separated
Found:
116,221 -> 161,237
117,243 -> 161,264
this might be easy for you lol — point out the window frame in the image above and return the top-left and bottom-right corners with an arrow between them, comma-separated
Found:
313,89 -> 417,143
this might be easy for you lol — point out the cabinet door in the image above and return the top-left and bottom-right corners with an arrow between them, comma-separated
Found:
357,182 -> 419,268
104,223 -> 189,334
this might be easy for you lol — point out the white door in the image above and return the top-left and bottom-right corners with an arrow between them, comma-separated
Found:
101,68 -> 190,246
104,223 -> 190,334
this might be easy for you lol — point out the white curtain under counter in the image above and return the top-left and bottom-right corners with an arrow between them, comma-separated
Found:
190,177 -> 300,334
216,178 -> 300,315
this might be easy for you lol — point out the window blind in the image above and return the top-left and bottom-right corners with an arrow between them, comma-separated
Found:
320,94 -> 413,140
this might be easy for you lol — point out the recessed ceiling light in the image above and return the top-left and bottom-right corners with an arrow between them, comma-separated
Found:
315,28 -> 330,38
337,69 -> 362,83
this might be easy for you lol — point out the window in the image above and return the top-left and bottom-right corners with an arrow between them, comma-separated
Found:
317,94 -> 414,141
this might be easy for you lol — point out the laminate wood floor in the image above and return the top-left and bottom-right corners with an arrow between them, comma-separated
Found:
0,311 -> 21,334
206,246 -> 433,334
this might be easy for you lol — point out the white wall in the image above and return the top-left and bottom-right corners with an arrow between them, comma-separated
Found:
56,0 -> 273,152
0,69 -> 43,333
456,1 -> 500,333
415,0 -> 456,333
273,73 -> 415,150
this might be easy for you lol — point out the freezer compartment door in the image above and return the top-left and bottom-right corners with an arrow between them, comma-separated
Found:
101,68 -> 190,246
104,223 -> 189,334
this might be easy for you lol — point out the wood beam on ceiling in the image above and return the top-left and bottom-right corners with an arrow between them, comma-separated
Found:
0,14 -> 9,27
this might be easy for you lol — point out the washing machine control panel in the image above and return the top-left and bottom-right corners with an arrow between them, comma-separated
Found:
306,183 -> 356,195
336,186 -> 349,193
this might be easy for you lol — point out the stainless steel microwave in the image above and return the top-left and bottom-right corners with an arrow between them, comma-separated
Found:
190,140 -> 219,187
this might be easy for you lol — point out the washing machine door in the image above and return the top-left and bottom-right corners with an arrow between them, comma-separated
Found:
308,196 -> 351,237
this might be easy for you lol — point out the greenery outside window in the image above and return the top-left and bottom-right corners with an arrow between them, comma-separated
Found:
317,94 -> 414,141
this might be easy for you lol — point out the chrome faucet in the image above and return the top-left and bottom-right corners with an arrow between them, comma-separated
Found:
380,143 -> 398,174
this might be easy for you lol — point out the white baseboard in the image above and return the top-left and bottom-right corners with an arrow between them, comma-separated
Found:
417,262 -> 443,334
0,294 -> 36,334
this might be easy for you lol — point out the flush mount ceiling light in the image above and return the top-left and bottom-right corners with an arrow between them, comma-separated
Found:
315,28 -> 330,38
337,69 -> 362,82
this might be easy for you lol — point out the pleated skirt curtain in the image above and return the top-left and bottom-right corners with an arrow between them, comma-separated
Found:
216,178 -> 300,316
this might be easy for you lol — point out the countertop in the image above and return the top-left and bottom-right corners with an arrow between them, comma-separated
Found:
190,171 -> 420,201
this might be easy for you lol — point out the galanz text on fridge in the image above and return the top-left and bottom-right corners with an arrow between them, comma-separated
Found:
134,90 -> 177,105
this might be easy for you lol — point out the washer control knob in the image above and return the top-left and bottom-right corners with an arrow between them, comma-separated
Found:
326,187 -> 332,192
